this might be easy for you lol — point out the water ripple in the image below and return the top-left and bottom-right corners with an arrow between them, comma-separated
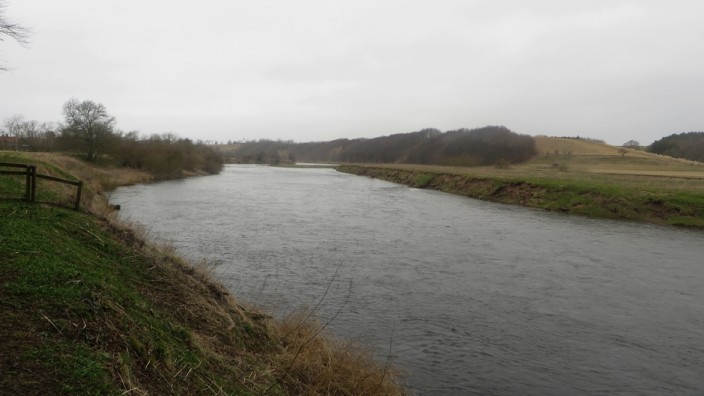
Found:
113,165 -> 704,395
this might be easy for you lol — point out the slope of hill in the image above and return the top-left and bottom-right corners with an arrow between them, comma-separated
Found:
525,136 -> 704,179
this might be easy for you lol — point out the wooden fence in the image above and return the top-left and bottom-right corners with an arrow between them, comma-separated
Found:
0,162 -> 83,210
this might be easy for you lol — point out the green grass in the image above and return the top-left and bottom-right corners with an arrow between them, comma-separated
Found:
0,155 -> 29,200
666,216 -> 704,227
0,172 -> 25,199
0,198 -> 404,395
413,173 -> 434,187
1,152 -> 80,206
1,202 -> 118,393
0,201 -> 277,394
21,342 -> 114,394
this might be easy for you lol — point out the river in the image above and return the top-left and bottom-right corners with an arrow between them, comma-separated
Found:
111,165 -> 704,395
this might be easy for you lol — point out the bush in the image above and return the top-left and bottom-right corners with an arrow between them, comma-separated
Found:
110,133 -> 223,179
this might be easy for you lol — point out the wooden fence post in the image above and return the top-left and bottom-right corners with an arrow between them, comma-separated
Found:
74,181 -> 83,211
2,162 -> 83,210
30,165 -> 37,203
25,165 -> 31,202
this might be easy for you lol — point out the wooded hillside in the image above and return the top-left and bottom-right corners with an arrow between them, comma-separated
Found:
227,126 -> 536,166
649,132 -> 704,162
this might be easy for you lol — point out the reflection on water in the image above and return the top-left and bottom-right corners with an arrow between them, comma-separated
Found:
113,165 -> 704,395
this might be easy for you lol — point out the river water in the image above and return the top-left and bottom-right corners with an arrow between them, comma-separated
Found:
111,165 -> 704,395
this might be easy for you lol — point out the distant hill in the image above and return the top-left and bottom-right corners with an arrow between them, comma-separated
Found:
226,126 -> 537,167
522,136 -> 704,179
533,136 -> 624,156
649,132 -> 704,163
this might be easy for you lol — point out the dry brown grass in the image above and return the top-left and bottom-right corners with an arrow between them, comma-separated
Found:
113,218 -> 406,395
532,136 -> 704,171
270,311 -> 404,396
139,229 -> 406,395
533,136 -> 623,156
529,137 -> 704,188
27,152 -> 152,191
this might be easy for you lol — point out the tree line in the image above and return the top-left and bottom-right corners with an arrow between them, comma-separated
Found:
1,98 -> 223,179
227,126 -> 537,167
648,132 -> 704,162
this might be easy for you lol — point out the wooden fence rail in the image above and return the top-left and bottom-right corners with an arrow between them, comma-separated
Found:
0,162 -> 83,210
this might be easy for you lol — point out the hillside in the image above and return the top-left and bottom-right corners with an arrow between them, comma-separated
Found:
0,151 -> 404,395
395,136 -> 704,183
224,126 -> 536,166
649,131 -> 704,162
530,136 -> 704,178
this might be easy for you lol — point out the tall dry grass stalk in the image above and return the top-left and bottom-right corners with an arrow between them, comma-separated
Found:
269,311 -> 404,396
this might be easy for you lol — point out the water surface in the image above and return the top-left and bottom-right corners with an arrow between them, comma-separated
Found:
112,165 -> 704,395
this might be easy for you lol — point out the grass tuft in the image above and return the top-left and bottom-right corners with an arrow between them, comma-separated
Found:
270,312 -> 404,395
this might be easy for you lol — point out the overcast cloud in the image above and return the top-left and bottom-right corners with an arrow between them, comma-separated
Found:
1,0 -> 703,145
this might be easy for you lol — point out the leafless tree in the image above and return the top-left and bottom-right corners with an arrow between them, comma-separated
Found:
2,114 -> 23,149
1,0 -> 29,70
0,1 -> 28,42
61,98 -> 116,161
21,120 -> 55,151
3,115 -> 56,151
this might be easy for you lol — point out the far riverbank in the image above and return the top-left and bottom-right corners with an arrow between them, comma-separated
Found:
337,164 -> 704,229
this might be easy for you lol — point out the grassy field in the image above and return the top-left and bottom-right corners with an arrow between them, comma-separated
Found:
371,137 -> 704,188
337,137 -> 704,228
1,151 -> 404,395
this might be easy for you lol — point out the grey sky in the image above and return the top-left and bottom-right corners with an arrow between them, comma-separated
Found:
1,0 -> 703,145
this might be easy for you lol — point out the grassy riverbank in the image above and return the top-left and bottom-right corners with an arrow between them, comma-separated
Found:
0,152 -> 403,395
337,137 -> 704,228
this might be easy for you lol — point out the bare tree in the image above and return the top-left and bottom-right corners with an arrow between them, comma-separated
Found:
21,120 -> 54,151
2,114 -> 22,150
61,98 -> 116,162
0,1 -> 28,42
0,0 -> 29,70
3,115 -> 56,151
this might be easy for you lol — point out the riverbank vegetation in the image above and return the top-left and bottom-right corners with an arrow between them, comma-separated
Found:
0,151 -> 404,394
337,136 -> 704,228
2,99 -> 223,180
109,132 -> 223,180
222,126 -> 536,167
